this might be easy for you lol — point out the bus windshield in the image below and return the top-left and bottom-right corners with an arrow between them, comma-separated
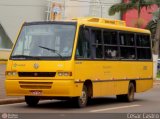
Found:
11,23 -> 76,60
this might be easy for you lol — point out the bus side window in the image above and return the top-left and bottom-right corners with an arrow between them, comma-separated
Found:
103,31 -> 118,59
136,34 -> 151,60
91,29 -> 103,59
76,27 -> 91,59
119,32 -> 136,60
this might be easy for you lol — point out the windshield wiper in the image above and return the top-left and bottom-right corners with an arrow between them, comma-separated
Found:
11,55 -> 39,59
38,46 -> 63,59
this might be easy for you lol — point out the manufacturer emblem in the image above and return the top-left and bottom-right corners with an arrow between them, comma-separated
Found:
34,72 -> 38,76
34,63 -> 39,69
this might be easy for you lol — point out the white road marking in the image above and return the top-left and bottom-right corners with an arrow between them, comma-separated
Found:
90,104 -> 141,112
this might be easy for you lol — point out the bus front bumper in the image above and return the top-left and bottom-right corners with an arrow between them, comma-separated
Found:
5,79 -> 83,97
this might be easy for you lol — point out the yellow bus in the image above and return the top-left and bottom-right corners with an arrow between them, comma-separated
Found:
5,17 -> 153,108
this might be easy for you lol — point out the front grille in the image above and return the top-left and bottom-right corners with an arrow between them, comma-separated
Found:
19,81 -> 53,89
20,85 -> 52,89
18,72 -> 56,77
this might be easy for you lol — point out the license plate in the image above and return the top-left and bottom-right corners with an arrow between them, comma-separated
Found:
30,90 -> 42,95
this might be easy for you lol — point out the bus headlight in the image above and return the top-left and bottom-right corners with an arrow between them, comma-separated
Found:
12,72 -> 17,76
58,72 -> 72,76
58,72 -> 63,76
5,71 -> 17,76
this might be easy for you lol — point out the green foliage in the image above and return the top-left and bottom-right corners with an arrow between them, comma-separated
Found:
146,9 -> 160,38
109,3 -> 134,16
109,0 -> 158,17
157,70 -> 160,78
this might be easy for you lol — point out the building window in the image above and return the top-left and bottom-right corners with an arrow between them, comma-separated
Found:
0,24 -> 13,49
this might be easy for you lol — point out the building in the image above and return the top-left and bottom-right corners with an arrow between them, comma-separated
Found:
0,0 -> 120,60
0,0 -> 121,43
89,0 -> 121,19
122,0 -> 158,28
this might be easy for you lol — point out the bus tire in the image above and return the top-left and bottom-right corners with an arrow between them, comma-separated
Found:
25,96 -> 39,107
73,85 -> 88,108
124,82 -> 135,102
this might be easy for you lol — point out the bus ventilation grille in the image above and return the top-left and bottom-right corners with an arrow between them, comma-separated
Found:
19,81 -> 53,89
18,72 -> 56,77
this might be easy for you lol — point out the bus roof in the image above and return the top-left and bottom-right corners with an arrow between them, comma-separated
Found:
24,17 -> 150,34
73,17 -> 150,34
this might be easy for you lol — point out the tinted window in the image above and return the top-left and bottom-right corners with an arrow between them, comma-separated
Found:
136,35 -> 150,47
104,46 -> 118,59
91,29 -> 103,59
137,48 -> 151,59
76,27 -> 91,59
103,31 -> 117,45
120,33 -> 134,46
136,34 -> 151,60
120,47 -> 136,59
119,32 -> 136,60
103,30 -> 118,59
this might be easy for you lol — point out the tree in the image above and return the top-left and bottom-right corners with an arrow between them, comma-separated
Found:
108,0 -> 157,27
147,9 -> 160,39
109,0 -> 155,16
146,6 -> 160,55
109,0 -> 160,55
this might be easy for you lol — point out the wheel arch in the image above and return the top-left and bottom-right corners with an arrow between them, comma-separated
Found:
84,79 -> 93,97
130,80 -> 136,92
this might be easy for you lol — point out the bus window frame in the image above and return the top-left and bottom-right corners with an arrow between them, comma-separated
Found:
75,25 -> 92,60
90,27 -> 104,60
103,29 -> 119,60
135,33 -> 152,61
75,25 -> 152,62
10,21 -> 77,61
119,31 -> 136,60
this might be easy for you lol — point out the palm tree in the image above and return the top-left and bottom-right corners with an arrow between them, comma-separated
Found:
109,0 -> 155,17
145,0 -> 160,55
109,0 -> 160,54
109,0 -> 158,27
109,0 -> 160,77
146,9 -> 160,39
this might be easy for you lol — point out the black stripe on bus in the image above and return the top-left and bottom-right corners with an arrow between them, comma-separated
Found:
74,78 -> 152,83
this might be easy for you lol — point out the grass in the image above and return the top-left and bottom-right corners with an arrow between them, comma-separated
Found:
157,70 -> 160,78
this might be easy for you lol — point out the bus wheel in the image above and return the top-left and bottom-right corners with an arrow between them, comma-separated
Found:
73,85 -> 88,108
124,82 -> 135,102
25,96 -> 39,107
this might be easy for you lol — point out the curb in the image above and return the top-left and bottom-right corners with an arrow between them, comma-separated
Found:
0,61 -> 7,64
154,83 -> 160,85
0,98 -> 24,105
154,80 -> 160,85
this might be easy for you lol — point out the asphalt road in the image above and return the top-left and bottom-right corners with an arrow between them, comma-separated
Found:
0,85 -> 160,113
0,85 -> 160,119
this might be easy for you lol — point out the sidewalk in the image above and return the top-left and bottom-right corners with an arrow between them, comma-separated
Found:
154,79 -> 160,85
0,64 -> 24,105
